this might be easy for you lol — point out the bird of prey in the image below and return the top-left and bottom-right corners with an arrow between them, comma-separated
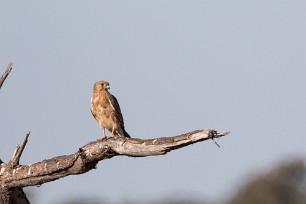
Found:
91,80 -> 131,138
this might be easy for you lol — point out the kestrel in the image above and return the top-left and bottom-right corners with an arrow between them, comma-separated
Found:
91,80 -> 131,138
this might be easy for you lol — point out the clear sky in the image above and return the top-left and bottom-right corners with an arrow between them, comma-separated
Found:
1,1 -> 306,203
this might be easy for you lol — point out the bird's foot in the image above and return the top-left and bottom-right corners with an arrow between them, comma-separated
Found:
100,135 -> 108,140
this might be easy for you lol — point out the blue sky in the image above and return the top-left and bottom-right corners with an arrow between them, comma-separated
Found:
1,1 -> 306,203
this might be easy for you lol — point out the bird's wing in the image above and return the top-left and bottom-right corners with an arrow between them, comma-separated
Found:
90,96 -> 98,120
106,93 -> 125,126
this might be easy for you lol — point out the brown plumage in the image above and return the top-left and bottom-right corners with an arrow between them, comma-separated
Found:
91,80 -> 131,138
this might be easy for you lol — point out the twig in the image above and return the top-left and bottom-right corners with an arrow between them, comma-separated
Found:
212,138 -> 221,148
0,63 -> 13,90
10,132 -> 30,167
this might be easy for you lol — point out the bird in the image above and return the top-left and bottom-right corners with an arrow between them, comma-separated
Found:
91,80 -> 131,139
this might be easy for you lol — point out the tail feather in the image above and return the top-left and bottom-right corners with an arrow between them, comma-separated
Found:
123,129 -> 131,138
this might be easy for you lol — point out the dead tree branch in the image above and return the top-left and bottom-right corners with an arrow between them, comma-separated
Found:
0,63 -> 13,90
0,130 -> 229,190
0,129 -> 229,204
10,132 -> 30,168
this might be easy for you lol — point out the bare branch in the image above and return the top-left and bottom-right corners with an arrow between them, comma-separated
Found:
0,63 -> 13,90
1,133 -> 31,204
0,129 -> 229,189
10,132 -> 31,168
1,63 -> 30,203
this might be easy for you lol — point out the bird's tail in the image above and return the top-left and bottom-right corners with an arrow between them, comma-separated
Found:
123,129 -> 131,138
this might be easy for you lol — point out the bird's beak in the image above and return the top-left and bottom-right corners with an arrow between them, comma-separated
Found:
106,85 -> 110,90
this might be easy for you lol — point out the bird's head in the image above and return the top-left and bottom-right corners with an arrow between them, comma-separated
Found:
93,80 -> 110,91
